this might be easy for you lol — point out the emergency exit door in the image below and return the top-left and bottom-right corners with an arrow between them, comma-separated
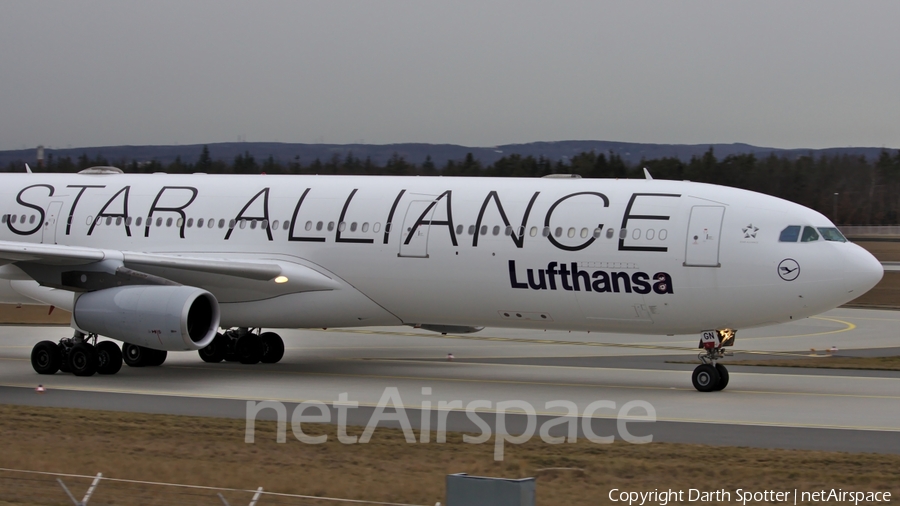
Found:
41,201 -> 63,244
684,206 -> 725,267
398,200 -> 436,258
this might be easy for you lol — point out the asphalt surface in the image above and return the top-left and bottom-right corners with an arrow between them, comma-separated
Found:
2,307 -> 899,454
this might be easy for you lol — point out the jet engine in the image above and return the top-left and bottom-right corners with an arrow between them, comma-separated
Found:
73,285 -> 219,351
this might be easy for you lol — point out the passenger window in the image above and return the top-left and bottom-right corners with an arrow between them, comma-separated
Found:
105,217 -> 112,226
801,226 -> 819,242
456,224 -> 463,235
480,225 -> 487,236
261,219 -> 269,229
1,215 -> 6,224
554,227 -> 562,237
136,217 -> 142,227
530,226 -> 538,237
468,225 -> 475,235
606,228 -> 614,239
505,226 -> 512,236
350,222 -> 357,232
492,225 -> 500,236
271,220 -> 278,230
779,226 -> 801,242
373,222 -> 381,233
218,219 -> 225,229
567,227 -> 575,238
282,220 -> 291,230
817,227 -> 847,242
362,222 -> 369,233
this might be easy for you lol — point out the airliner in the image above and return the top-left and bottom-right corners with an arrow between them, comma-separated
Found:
0,167 -> 883,391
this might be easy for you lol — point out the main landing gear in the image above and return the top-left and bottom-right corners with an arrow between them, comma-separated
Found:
31,332 -> 124,377
198,328 -> 284,365
30,332 -> 168,376
691,329 -> 735,392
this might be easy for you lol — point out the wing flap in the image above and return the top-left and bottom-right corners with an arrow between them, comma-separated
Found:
0,242 -> 104,265
0,240 -> 340,295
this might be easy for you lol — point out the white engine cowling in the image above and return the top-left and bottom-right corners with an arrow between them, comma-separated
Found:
73,285 -> 220,351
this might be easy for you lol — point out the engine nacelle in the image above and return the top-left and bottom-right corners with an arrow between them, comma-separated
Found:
73,285 -> 220,351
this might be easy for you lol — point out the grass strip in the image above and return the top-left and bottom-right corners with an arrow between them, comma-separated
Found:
0,404 -> 897,505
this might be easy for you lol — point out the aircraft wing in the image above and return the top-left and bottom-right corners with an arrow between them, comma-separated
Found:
0,241 -> 104,265
0,240 -> 340,300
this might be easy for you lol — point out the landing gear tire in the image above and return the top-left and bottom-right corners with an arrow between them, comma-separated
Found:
123,343 -> 165,367
68,343 -> 98,377
147,349 -> 167,367
692,364 -> 720,392
31,341 -> 61,375
123,343 -> 145,367
236,334 -> 262,365
199,333 -> 227,363
96,341 -> 123,375
713,363 -> 729,391
259,332 -> 284,364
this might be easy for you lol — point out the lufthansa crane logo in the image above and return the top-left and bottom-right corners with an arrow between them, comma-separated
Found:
778,258 -> 800,281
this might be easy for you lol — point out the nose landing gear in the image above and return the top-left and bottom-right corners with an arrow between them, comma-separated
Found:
692,329 -> 734,392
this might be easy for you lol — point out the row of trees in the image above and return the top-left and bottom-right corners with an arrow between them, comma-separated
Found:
9,145 -> 900,225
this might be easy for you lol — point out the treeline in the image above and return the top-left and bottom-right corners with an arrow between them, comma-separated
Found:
10,145 -> 900,225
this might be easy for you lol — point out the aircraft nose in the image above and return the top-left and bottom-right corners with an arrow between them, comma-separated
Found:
846,244 -> 883,295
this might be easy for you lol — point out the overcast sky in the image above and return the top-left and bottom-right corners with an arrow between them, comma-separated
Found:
1,1 -> 898,151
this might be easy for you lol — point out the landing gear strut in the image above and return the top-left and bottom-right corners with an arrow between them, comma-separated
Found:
198,328 -> 284,365
30,332 -> 125,377
692,329 -> 734,392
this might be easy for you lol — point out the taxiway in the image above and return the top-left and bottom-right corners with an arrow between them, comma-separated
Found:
1,307 -> 898,453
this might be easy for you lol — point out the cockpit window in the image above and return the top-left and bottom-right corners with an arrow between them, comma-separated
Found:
779,226 -> 801,242
817,227 -> 847,242
801,226 -> 820,242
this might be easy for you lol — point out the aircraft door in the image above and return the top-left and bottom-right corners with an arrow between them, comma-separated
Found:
41,201 -> 63,244
684,205 -> 725,267
399,200 -> 437,258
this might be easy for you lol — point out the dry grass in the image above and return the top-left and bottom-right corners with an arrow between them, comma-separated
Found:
0,405 -> 897,505
0,305 -> 69,325
851,240 -> 900,262
726,355 -> 900,371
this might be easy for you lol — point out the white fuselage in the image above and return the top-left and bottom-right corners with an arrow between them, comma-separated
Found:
0,173 -> 883,336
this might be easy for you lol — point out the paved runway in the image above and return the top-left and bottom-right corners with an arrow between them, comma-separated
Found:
1,307 -> 899,453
